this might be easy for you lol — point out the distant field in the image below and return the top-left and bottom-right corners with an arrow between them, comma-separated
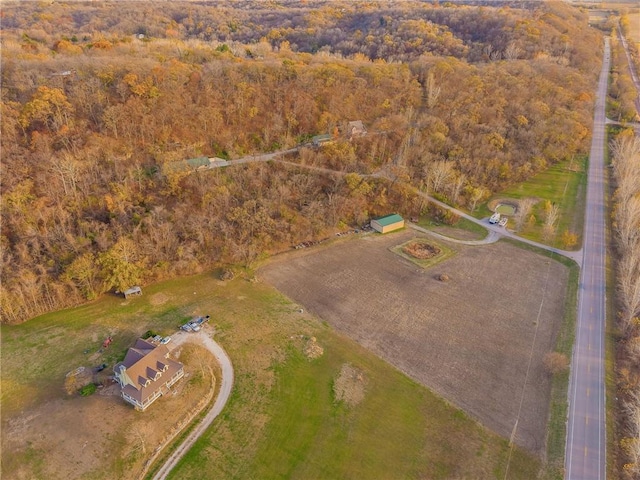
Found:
261,230 -> 570,455
1,269 -> 541,480
627,12 -> 640,46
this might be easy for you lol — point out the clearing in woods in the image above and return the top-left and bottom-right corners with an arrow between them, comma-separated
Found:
261,230 -> 570,454
1,270 -> 541,480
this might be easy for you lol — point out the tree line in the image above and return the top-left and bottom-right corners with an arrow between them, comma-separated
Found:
611,134 -> 640,479
1,1 -> 602,323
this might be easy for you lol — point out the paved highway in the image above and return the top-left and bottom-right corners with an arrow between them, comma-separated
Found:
565,37 -> 609,480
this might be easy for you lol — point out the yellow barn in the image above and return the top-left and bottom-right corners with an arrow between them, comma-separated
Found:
371,214 -> 404,233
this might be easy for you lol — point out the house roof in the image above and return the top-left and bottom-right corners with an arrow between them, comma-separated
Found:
121,338 -> 156,367
348,120 -> 366,132
372,214 -> 404,226
114,338 -> 183,406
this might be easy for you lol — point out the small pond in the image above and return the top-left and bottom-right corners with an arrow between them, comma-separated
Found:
496,204 -> 516,215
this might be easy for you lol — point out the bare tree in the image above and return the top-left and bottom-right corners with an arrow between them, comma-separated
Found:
425,71 -> 441,109
614,195 -> 640,254
425,160 -> 455,195
448,173 -> 466,205
50,153 -> 83,199
621,387 -> 640,478
618,254 -> 640,333
611,136 -> 640,331
543,201 -> 560,241
514,198 -> 535,232
504,42 -> 522,60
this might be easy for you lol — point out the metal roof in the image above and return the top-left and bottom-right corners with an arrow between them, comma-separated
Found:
373,214 -> 404,226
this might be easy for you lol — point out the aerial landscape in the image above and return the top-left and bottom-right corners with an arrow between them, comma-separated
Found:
1,1 -> 639,479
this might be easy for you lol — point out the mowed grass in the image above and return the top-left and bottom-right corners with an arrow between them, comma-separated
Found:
2,272 -> 540,479
167,315 -> 539,480
475,157 -> 587,248
0,279 -> 199,416
416,215 -> 488,241
625,12 -> 640,44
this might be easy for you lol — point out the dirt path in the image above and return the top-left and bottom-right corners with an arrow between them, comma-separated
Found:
150,329 -> 234,480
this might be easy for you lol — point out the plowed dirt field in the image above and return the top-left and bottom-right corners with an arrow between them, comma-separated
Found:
261,231 -> 569,454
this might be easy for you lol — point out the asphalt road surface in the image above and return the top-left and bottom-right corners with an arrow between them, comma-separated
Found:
564,37 -> 609,480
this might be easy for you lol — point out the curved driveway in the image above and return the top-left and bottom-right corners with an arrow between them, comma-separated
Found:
151,330 -> 234,480
404,186 -> 583,264
409,222 -> 501,246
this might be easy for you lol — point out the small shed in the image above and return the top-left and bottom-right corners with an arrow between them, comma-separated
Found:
123,286 -> 142,299
371,214 -> 404,234
347,120 -> 367,138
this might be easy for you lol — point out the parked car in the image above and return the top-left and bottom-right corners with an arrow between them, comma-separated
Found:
160,336 -> 171,344
489,212 -> 501,224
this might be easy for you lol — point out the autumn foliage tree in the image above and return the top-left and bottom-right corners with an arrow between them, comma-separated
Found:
0,0 -> 602,323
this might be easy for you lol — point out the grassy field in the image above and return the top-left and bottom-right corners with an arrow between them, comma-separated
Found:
169,326 -> 539,480
474,156 -> 588,249
0,278 -> 222,480
1,269 -> 541,480
626,12 -> 640,54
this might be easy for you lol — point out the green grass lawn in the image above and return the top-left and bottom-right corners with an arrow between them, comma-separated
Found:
474,157 -> 587,249
416,215 -> 488,241
166,302 -> 540,480
1,271 -> 542,480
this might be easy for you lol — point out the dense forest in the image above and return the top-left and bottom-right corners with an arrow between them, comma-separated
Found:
0,1 -> 602,323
